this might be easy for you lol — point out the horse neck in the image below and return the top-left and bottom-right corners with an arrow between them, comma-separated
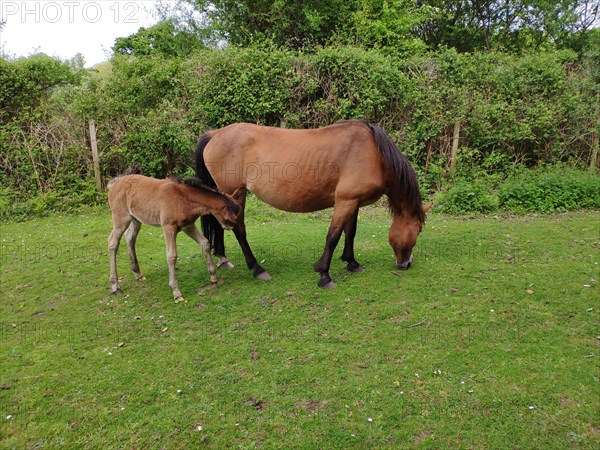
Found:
388,192 -> 423,225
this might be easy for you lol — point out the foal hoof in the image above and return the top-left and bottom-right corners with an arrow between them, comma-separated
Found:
113,288 -> 123,295
255,271 -> 272,281
174,296 -> 185,303
218,261 -> 234,270
347,265 -> 364,273
136,275 -> 146,281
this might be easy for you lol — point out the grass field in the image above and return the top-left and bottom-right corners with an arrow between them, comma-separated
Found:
1,200 -> 599,448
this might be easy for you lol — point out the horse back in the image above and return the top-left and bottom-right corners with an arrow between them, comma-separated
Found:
202,122 -> 387,212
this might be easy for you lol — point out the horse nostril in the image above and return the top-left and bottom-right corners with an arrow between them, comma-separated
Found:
396,255 -> 414,270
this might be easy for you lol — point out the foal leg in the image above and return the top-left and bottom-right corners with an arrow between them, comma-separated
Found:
315,200 -> 359,288
182,224 -> 218,284
340,207 -> 364,272
108,217 -> 132,294
232,191 -> 271,280
163,225 -> 183,301
126,219 -> 145,281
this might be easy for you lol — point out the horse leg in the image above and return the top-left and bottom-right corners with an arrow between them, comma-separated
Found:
214,224 -> 234,270
125,219 -> 145,281
315,200 -> 359,288
182,224 -> 218,284
340,207 -> 364,272
163,225 -> 183,301
232,192 -> 271,280
108,218 -> 132,295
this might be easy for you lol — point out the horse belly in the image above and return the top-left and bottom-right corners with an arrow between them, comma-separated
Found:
245,164 -> 337,212
251,186 -> 335,213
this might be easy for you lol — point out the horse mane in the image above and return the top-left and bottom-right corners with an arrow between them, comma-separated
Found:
178,176 -> 241,216
347,121 -> 425,223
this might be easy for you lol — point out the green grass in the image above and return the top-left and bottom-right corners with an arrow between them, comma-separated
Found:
1,200 -> 599,448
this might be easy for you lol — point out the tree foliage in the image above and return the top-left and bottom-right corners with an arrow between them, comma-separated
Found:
186,0 -> 358,48
113,19 -> 204,58
419,0 -> 599,52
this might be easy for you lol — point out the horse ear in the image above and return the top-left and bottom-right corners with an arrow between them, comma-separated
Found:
422,203 -> 433,214
231,186 -> 247,202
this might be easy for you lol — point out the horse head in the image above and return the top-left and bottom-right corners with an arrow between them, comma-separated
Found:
389,203 -> 432,269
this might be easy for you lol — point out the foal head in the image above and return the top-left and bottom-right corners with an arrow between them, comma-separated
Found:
182,177 -> 243,229
212,193 -> 241,230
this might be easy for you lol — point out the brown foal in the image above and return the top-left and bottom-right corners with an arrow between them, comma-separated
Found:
108,174 -> 242,301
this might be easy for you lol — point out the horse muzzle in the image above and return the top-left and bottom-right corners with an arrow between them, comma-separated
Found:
396,255 -> 414,270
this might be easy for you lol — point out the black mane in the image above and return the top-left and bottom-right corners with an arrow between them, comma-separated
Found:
362,121 -> 424,223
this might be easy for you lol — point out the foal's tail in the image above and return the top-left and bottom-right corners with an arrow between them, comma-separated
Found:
195,132 -> 221,254
107,164 -> 143,190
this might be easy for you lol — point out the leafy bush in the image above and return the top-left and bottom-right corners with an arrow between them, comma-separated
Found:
499,167 -> 600,212
436,181 -> 497,214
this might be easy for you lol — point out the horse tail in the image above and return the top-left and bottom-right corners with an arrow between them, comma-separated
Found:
195,132 -> 221,253
195,133 -> 215,187
367,123 -> 424,223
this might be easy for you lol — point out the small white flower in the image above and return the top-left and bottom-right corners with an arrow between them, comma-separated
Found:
177,389 -> 182,394
528,405 -> 535,410
367,417 -> 373,422
197,425 -> 203,431
6,415 -> 12,420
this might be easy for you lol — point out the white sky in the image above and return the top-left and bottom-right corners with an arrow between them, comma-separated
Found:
0,1 -> 168,67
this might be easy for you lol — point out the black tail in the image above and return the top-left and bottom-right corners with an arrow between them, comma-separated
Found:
195,133 -> 224,256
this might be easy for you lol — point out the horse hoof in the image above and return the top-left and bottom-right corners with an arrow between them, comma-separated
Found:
136,275 -> 146,281
218,261 -> 234,270
174,296 -> 185,303
320,281 -> 337,289
113,289 -> 123,295
255,271 -> 272,281
347,266 -> 364,273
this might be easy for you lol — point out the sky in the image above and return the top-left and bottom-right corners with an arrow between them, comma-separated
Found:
0,1 -> 166,67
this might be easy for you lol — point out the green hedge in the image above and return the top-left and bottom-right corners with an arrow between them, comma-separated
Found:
1,46 -> 598,219
435,167 -> 600,215
499,167 -> 600,212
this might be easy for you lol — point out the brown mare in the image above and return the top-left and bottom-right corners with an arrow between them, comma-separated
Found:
195,120 -> 431,288
108,174 -> 242,300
